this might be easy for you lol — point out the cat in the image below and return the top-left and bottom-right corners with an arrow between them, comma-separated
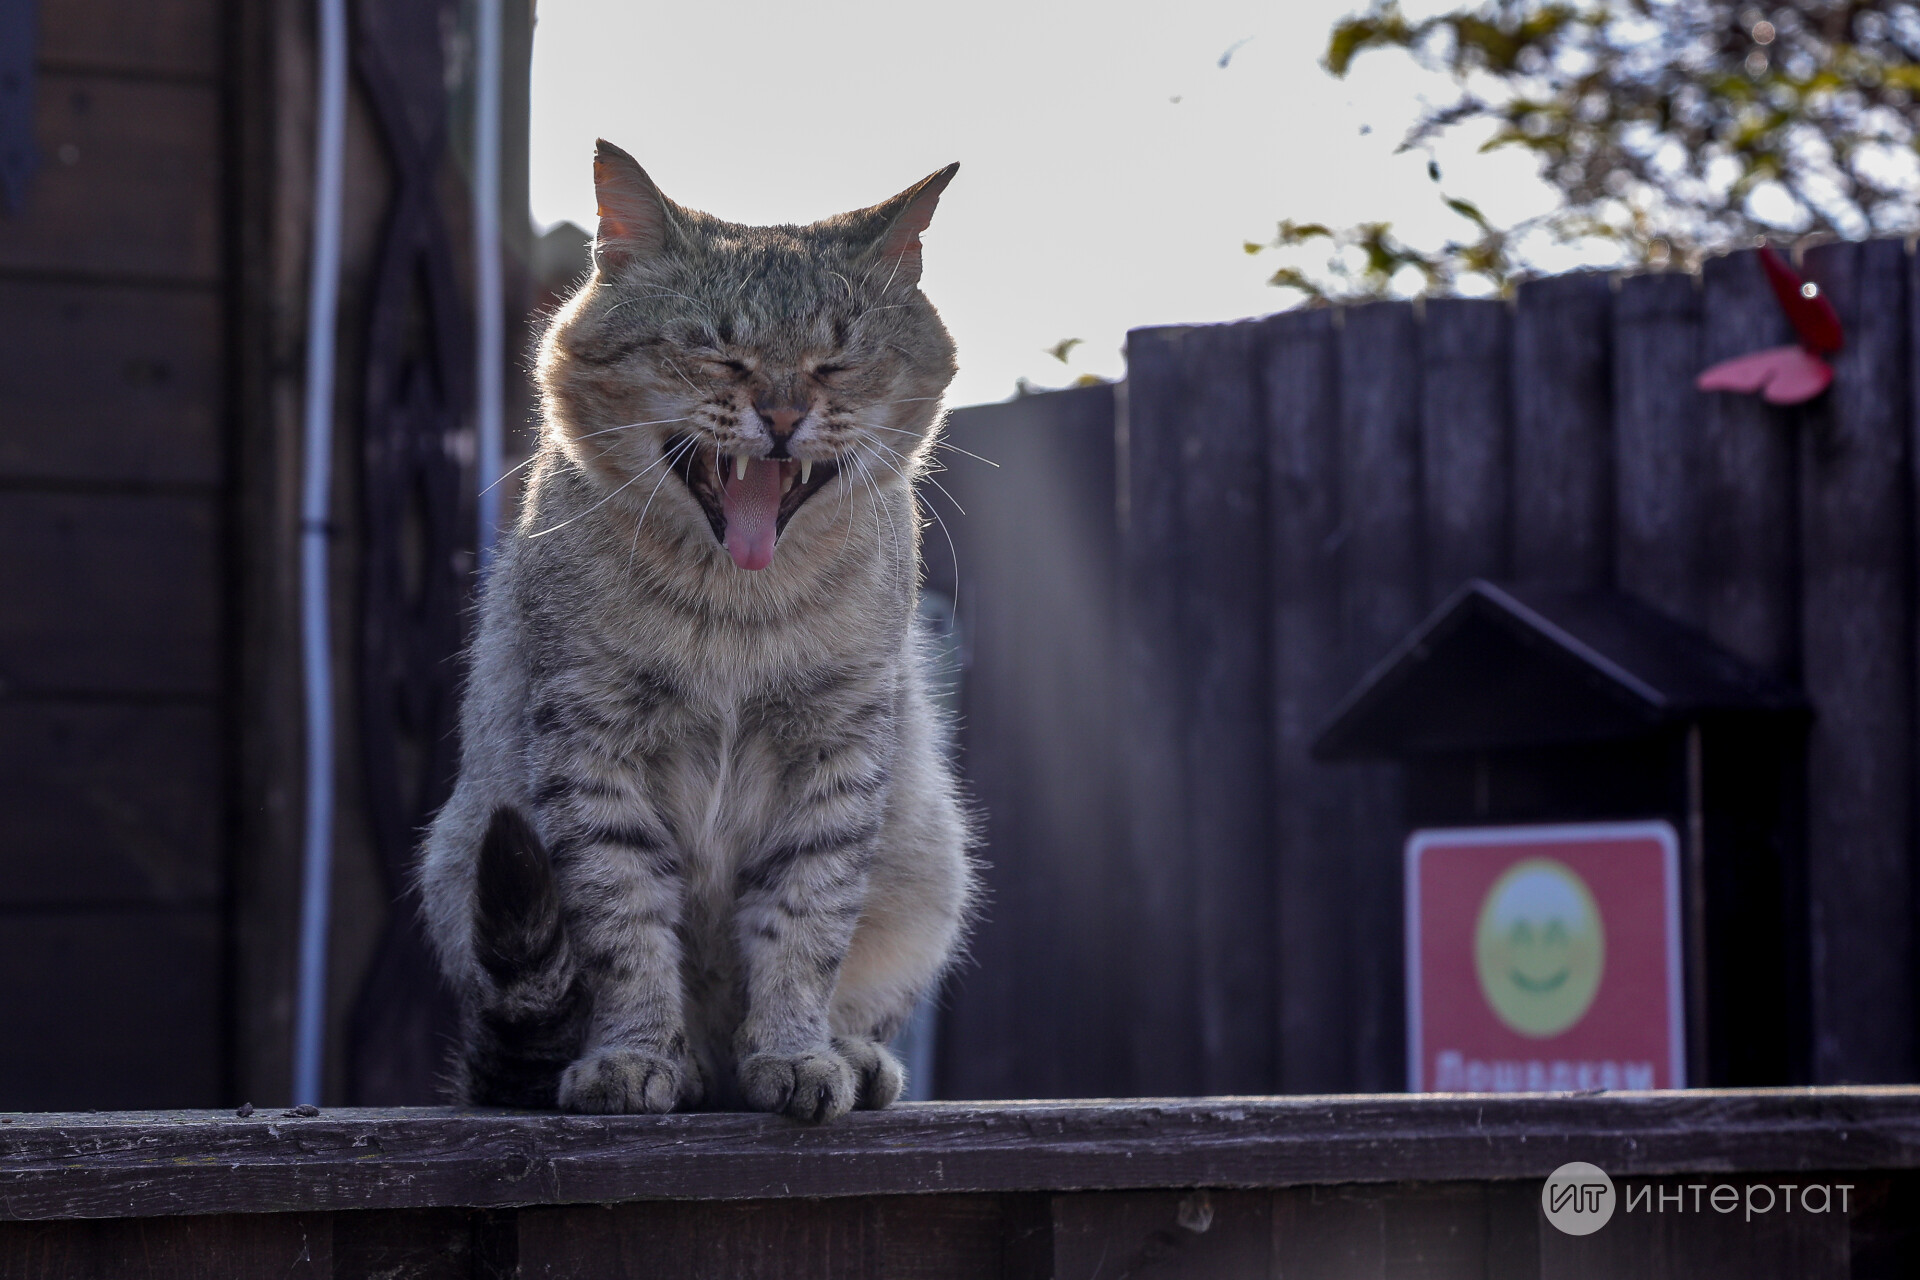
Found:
417,140 -> 976,1122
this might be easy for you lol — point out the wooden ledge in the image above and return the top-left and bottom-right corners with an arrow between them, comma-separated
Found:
4,1088 -> 1919,1222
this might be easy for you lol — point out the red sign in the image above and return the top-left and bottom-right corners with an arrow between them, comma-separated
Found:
1406,822 -> 1685,1092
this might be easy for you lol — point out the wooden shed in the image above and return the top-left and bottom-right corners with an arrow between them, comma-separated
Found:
0,0 -> 538,1110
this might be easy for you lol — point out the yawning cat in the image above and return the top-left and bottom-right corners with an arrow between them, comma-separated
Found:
418,141 -> 975,1122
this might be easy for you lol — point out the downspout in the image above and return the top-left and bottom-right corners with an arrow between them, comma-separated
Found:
473,0 -> 505,568
292,0 -> 349,1107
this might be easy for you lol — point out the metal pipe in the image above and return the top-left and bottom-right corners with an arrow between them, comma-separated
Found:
473,0 -> 505,568
293,0 -> 350,1108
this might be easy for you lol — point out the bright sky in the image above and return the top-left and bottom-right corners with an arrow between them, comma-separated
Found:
529,0 -> 1563,408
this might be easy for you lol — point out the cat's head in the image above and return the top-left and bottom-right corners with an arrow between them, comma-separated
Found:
535,140 -> 959,572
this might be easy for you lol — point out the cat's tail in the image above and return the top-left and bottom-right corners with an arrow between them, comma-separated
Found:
457,805 -> 589,1108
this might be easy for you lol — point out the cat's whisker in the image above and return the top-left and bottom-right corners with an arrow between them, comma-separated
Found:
527,436 -> 695,538
627,435 -> 700,573
863,446 -> 964,611
865,422 -> 1000,470
863,436 -> 968,517
480,450 -> 539,497
659,356 -> 704,395
575,415 -> 693,442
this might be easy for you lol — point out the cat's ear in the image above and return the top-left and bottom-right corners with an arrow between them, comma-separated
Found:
858,163 -> 959,289
592,139 -> 674,273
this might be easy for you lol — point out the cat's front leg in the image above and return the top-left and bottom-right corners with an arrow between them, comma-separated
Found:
731,828 -> 878,1123
534,776 -> 700,1115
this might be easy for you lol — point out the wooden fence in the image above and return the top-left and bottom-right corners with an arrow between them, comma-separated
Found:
934,241 -> 1919,1101
4,1089 -> 1918,1277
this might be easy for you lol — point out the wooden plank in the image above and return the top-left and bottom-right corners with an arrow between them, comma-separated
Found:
1799,239 -> 1915,1084
1613,271 -> 1706,626
1122,326 -> 1203,1096
1174,322 -> 1275,1095
0,73 -> 220,281
0,701 -> 223,905
38,0 -> 221,80
0,280 -> 222,486
8,1092 -> 1920,1221
1260,308 -> 1356,1094
1696,249 -> 1799,678
936,386 -> 1130,1101
0,910 -> 224,1111
329,1208 -> 474,1280
0,492 -> 220,696
1511,273 -> 1614,587
1271,1183 -> 1386,1278
0,1214 -> 329,1280
1419,296 -> 1512,604
515,1196 -> 1041,1280
1051,1190 -> 1272,1278
1335,301 -> 1423,1092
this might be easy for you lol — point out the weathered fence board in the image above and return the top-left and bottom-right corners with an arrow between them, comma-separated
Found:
936,385 -> 1129,1101
0,702 -> 223,905
1613,271 -> 1705,627
1419,297 -> 1512,607
0,280 -> 223,486
1512,273 -> 1615,587
4,1092 -> 1919,1219
1,74 -> 221,281
1799,240 -> 1915,1085
2,1093 -> 1919,1277
1263,308 -> 1353,1097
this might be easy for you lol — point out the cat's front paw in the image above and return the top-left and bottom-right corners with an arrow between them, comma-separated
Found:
738,1048 -> 856,1124
558,1046 -> 693,1114
833,1036 -> 905,1110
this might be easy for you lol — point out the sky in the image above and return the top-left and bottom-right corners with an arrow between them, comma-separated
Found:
528,0 -> 1565,408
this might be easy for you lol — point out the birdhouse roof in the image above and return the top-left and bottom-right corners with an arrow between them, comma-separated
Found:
1313,580 -> 1806,760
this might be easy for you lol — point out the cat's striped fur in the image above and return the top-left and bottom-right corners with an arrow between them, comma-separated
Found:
418,142 -> 975,1122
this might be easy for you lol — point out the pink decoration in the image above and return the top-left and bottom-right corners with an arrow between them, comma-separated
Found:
1695,245 -> 1844,406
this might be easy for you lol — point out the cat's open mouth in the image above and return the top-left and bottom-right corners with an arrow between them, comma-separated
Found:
666,434 -> 840,571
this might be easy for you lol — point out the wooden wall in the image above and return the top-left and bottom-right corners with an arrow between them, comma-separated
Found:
0,0 -> 535,1110
0,0 -> 232,1108
937,243 -> 1919,1098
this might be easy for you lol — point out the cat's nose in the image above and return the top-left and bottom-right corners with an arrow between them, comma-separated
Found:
758,405 -> 805,440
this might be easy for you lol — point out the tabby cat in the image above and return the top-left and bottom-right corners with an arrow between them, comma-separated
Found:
418,141 -> 975,1122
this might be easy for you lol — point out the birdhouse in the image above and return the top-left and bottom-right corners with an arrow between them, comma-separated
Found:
1314,580 -> 1810,1090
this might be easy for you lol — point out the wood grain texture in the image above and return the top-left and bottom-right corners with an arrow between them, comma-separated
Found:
1260,309 -> 1354,1096
1051,1190 -> 1271,1279
1798,239 -> 1915,1084
37,0 -> 222,79
1419,297 -> 1512,606
936,386 -> 1130,1101
1335,302 -> 1422,1093
0,73 -> 221,281
0,910 -> 224,1110
1613,271 -> 1705,626
1121,326 -> 1205,1096
0,492 -> 220,697
0,1214 -> 329,1280
1173,321 -> 1276,1096
5,1091 -> 1919,1221
0,280 -> 223,486
1512,273 -> 1614,587
0,701 -> 223,905
1696,249 -> 1800,680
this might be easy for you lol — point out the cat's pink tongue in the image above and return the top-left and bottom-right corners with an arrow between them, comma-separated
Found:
721,458 -> 782,571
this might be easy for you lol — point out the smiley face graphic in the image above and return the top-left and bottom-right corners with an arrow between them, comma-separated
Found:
1474,859 -> 1605,1037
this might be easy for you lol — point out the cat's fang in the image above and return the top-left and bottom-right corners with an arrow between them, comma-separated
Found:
800,459 -> 813,485
734,454 -> 748,482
